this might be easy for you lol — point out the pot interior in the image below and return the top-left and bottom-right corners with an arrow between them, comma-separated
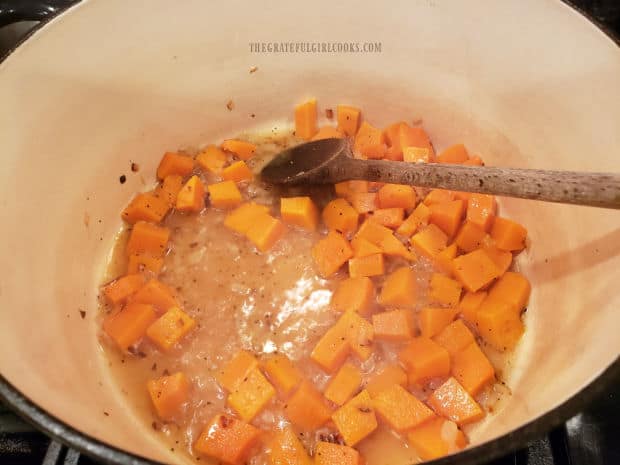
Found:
0,0 -> 619,463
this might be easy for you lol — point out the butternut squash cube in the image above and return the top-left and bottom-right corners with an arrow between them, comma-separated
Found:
437,143 -> 469,164
378,266 -> 417,308
311,126 -> 344,141
322,198 -> 359,234
147,372 -> 190,421
487,271 -> 531,312
410,224 -> 448,258
407,417 -> 467,461
156,152 -> 194,180
196,145 -> 227,174
433,320 -> 475,356
222,160 -> 253,182
398,337 -> 450,386
315,442 -> 361,465
245,213 -> 286,252
396,202 -> 431,237
295,98 -> 318,140
331,390 -> 377,446
458,291 -> 488,325
194,414 -> 261,464
452,249 -> 499,292
353,121 -> 385,158
270,427 -> 313,465
418,307 -> 459,338
122,192 -> 170,224
131,278 -> 178,312
467,193 -> 496,231
372,309 -> 414,342
103,302 -> 157,350
348,253 -> 385,278
455,221 -> 487,253
372,207 -> 405,229
452,342 -> 495,396
221,139 -> 257,160
155,174 -> 184,207
372,384 -> 435,432
262,353 -> 303,396
338,310 -> 374,362
349,192 -> 378,214
365,364 -> 408,398
423,189 -> 454,206
217,350 -> 259,392
280,196 -> 319,231
427,377 -> 484,425
127,253 -> 163,275
126,221 -> 170,257
224,202 -> 270,235
285,381 -> 332,430
377,184 -> 416,210
474,297 -> 524,351
207,180 -> 242,209
103,274 -> 145,305
311,323 -> 350,373
324,363 -> 362,406
176,175 -> 206,213
331,276 -> 375,316
403,146 -> 431,163
146,306 -> 196,351
337,105 -> 361,137
227,367 -> 276,422
429,199 -> 465,238
312,231 -> 353,278
351,236 -> 382,258
428,273 -> 462,307
490,217 -> 527,251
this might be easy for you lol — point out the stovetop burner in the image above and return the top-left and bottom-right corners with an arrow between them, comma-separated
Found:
0,1 -> 618,464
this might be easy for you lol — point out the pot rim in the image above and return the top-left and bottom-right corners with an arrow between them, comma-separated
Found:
0,1 -> 618,464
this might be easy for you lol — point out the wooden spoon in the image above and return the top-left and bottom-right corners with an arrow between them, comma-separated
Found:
260,138 -> 620,209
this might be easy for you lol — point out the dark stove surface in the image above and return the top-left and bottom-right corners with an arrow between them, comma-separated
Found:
0,1 -> 618,465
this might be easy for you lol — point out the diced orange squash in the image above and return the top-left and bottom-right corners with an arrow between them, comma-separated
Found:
295,98 -> 318,140
428,377 -> 484,425
349,253 -> 384,278
331,390 -> 377,446
126,222 -> 170,257
383,121 -> 406,148
324,363 -> 362,406
221,139 -> 257,160
280,196 -> 319,231
245,213 -> 286,252
365,364 -> 408,398
103,302 -> 157,350
156,152 -> 194,180
410,224 -> 448,258
434,243 -> 457,275
312,231 -> 353,278
467,194 -> 496,231
452,249 -> 499,292
315,442 -> 361,465
360,143 -> 388,160
372,309 -> 414,341
207,180 -> 242,209
322,198 -> 359,234
311,323 -> 350,373
379,233 -> 415,261
398,337 -> 450,386
463,155 -> 484,166
397,203 -> 431,237
127,253 -> 163,275
227,367 -> 276,422
147,372 -> 190,421
196,145 -> 228,174
474,297 -> 524,351
351,236 -> 382,258
103,274 -> 146,305
455,221 -> 486,253
372,384 -> 435,432
131,278 -> 178,312
155,174 -> 184,208
487,272 -> 531,313
122,192 -> 170,224
348,180 -> 370,193
491,217 -> 528,251
387,124 -> 434,161
403,146 -> 432,163
407,417 -> 467,461
429,200 -> 465,238
338,311 -> 374,361
378,266 -> 417,308
217,350 -> 259,392
428,273 -> 462,307
331,276 -> 375,315
176,175 -> 205,213
337,105 -> 361,137
224,202 -> 270,235
424,189 -> 454,206
285,381 -> 332,430
372,208 -> 405,229
433,320 -> 476,356
354,218 -> 393,246
437,144 -> 469,164
452,190 -> 471,203
458,291 -> 488,325
311,126 -> 344,141
452,342 -> 495,396
222,161 -> 253,182
481,236 -> 513,276
377,184 -> 416,210
270,427 -> 313,465
349,192 -> 378,214
262,354 -> 303,396
146,306 -> 196,351
194,414 -> 261,464
354,121 -> 385,158
335,181 -> 353,199
418,307 -> 459,338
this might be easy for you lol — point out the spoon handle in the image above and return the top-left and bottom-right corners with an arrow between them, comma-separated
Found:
349,159 -> 620,209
